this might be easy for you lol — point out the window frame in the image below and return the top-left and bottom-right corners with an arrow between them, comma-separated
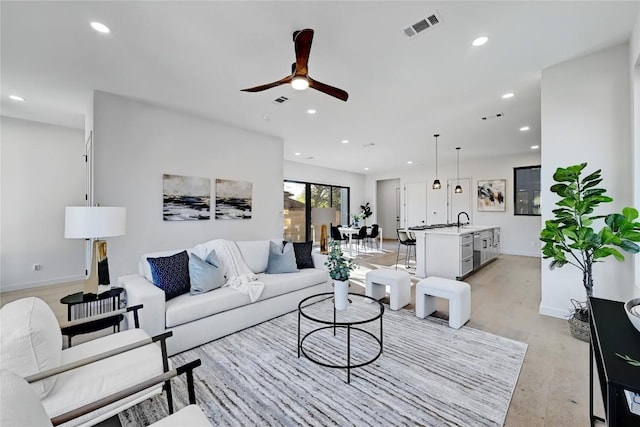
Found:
513,165 -> 541,216
283,179 -> 350,242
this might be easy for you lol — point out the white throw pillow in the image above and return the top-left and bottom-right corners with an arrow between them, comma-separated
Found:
0,369 -> 53,426
0,297 -> 62,398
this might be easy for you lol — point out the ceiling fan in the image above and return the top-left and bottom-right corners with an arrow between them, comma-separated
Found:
241,28 -> 349,102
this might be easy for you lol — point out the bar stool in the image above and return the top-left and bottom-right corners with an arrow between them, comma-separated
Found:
396,229 -> 416,269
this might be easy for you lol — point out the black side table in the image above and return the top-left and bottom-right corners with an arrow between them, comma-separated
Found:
589,297 -> 640,426
60,287 -> 124,346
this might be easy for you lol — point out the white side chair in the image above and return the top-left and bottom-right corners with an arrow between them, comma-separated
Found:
0,297 -> 173,426
1,362 -> 211,427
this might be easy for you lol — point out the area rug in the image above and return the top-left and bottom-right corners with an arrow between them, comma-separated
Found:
119,299 -> 527,426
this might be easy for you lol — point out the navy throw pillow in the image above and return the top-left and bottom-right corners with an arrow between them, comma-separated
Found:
147,250 -> 190,300
289,241 -> 314,269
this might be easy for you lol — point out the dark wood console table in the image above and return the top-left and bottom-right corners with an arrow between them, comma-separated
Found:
589,297 -> 640,426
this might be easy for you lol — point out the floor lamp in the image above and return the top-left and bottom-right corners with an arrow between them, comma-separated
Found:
311,207 -> 337,254
65,206 -> 126,295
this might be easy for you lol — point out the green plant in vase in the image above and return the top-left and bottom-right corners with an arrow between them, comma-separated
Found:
540,163 -> 640,340
325,240 -> 358,310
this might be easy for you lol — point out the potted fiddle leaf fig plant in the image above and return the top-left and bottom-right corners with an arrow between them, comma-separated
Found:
540,163 -> 640,341
325,240 -> 358,310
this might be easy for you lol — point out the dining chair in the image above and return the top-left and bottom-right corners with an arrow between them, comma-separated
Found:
396,229 -> 416,269
351,226 -> 368,254
330,225 -> 347,247
367,224 -> 380,251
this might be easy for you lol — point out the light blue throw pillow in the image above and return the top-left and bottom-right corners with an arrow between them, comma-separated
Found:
266,241 -> 299,274
189,252 -> 226,295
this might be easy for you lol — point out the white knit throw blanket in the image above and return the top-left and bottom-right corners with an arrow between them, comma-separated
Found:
208,239 -> 264,302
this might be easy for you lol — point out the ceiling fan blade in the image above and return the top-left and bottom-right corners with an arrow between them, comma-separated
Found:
293,28 -> 314,75
240,75 -> 292,93
308,77 -> 349,102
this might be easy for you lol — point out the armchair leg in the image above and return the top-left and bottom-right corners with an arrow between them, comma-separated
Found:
158,335 -> 174,414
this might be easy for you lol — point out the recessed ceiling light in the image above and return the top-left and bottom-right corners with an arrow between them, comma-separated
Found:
341,139 -> 349,144
502,92 -> 515,99
520,126 -> 530,131
9,95 -> 24,102
294,152 -> 301,156
90,21 -> 110,34
306,109 -> 316,115
407,161 -> 413,165
472,36 -> 488,47
364,167 -> 369,171
531,145 -> 539,150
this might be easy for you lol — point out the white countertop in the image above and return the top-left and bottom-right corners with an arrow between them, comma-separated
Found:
407,225 -> 498,236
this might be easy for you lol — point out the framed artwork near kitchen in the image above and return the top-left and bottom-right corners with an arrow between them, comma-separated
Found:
477,179 -> 506,212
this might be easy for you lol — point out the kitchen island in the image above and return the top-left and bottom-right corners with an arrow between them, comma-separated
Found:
406,225 -> 500,280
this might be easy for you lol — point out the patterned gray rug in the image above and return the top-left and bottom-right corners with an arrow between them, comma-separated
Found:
119,298 -> 527,426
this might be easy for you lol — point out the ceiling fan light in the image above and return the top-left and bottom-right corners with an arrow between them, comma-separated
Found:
432,179 -> 441,190
291,77 -> 309,90
455,185 -> 463,194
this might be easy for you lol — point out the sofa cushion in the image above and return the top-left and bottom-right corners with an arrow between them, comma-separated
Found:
147,250 -> 191,300
291,241 -> 314,269
43,329 -> 165,420
0,297 -> 62,399
235,240 -> 270,273
257,269 -> 328,300
266,241 -> 298,274
164,268 -> 328,328
0,370 -> 54,427
189,252 -> 226,295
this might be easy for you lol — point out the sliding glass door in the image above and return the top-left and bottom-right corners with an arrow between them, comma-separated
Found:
283,180 -> 349,242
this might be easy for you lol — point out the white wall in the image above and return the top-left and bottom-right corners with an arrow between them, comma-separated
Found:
283,160 -> 366,216
365,151 -> 542,257
93,92 -> 284,281
540,43 -> 635,318
1,116 -> 85,291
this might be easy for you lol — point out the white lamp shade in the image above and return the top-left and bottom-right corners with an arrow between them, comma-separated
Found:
311,207 -> 337,225
65,207 -> 126,239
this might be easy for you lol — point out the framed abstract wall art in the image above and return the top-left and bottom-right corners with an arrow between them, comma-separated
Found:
477,179 -> 506,212
163,174 -> 211,220
215,179 -> 252,219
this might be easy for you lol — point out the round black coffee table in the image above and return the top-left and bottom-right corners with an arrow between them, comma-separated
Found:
297,292 -> 384,383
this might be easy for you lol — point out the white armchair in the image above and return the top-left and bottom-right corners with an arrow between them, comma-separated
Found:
0,297 -> 173,426
1,359 -> 211,426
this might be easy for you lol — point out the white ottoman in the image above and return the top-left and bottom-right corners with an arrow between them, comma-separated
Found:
365,269 -> 411,310
415,276 -> 471,329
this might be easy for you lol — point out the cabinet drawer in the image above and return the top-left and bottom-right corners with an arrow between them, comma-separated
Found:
460,257 -> 473,276
460,234 -> 473,245
460,242 -> 473,259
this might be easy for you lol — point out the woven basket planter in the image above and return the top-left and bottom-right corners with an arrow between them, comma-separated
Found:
568,316 -> 590,342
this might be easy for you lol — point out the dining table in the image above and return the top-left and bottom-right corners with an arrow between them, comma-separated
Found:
338,226 -> 383,255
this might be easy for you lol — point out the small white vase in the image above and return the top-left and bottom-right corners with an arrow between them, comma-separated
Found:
334,280 -> 349,311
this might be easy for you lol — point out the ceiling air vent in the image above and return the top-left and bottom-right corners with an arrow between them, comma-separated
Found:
273,96 -> 289,104
481,112 -> 505,121
403,11 -> 443,38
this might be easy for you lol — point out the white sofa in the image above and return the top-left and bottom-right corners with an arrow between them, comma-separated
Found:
119,240 -> 331,356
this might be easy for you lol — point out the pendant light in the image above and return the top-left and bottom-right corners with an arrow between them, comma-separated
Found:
432,134 -> 441,189
454,147 -> 463,194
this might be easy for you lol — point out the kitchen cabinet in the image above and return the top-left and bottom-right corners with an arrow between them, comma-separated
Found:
412,226 -> 500,280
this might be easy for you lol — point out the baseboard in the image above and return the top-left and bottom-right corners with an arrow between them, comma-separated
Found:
538,304 -> 569,319
0,275 -> 84,293
500,249 -> 541,258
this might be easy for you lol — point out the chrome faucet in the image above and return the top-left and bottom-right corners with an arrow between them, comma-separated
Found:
457,211 -> 470,228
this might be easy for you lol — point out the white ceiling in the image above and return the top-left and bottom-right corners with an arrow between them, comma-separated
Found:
1,1 -> 638,174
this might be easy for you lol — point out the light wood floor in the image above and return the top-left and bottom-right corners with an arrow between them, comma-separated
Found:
1,242 -> 602,426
